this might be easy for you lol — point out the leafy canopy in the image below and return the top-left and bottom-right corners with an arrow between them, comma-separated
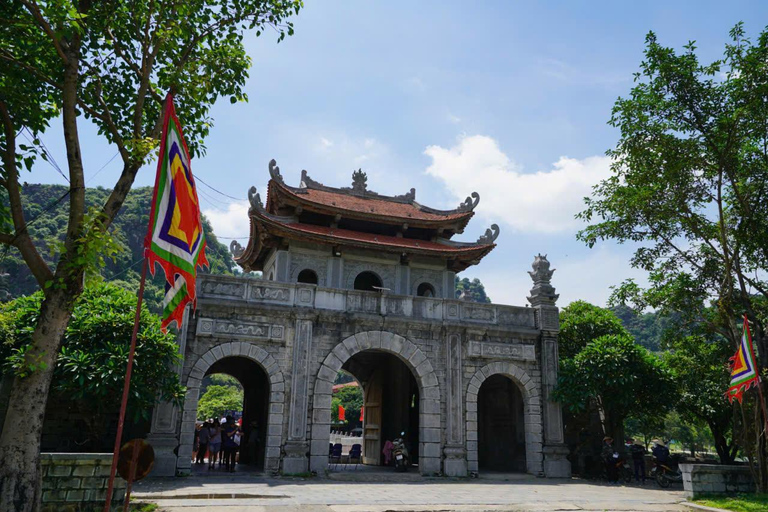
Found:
559,300 -> 629,359
0,282 -> 184,422
197,384 -> 243,421
577,23 -> 768,364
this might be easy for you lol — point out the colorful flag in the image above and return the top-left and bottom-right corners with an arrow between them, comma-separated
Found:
360,407 -> 364,422
726,315 -> 761,403
145,94 -> 208,331
338,405 -> 346,421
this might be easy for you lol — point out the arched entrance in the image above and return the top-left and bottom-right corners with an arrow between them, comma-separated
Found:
466,361 -> 543,476
179,342 -> 286,473
342,352 -> 420,467
477,374 -> 526,472
310,331 -> 442,475
198,357 -> 269,469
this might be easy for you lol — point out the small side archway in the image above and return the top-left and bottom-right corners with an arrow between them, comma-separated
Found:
178,342 -> 286,473
466,361 -> 543,475
310,331 -> 442,475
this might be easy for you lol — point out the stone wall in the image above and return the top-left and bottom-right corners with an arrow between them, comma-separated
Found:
680,464 -> 755,498
40,453 -> 126,511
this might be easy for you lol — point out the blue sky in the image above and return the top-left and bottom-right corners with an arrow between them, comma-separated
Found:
27,1 -> 767,306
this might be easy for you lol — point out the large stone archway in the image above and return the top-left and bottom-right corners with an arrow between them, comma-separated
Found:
466,361 -> 543,475
309,331 -> 442,475
177,342 -> 286,473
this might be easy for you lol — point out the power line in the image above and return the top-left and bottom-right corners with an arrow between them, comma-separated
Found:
22,128 -> 69,183
86,151 -> 120,185
193,173 -> 244,202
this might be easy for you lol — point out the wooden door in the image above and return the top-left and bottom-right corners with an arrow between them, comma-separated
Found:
363,369 -> 383,465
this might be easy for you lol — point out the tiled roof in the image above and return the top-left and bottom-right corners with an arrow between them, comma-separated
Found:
270,181 -> 473,225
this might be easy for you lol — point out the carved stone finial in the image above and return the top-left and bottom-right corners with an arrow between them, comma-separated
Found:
248,186 -> 263,211
230,240 -> 244,258
527,253 -> 559,306
351,169 -> 368,192
457,192 -> 480,212
268,159 -> 283,183
476,224 -> 500,244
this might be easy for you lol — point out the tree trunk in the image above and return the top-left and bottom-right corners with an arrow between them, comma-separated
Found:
0,289 -> 75,512
710,426 -> 735,464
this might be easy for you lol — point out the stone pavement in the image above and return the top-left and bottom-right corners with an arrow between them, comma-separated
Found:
132,473 -> 687,511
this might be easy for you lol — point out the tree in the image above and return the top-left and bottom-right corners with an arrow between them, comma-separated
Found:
662,331 -> 738,463
455,276 -> 491,303
559,300 -> 628,359
0,2 -> 301,509
554,305 -> 676,446
578,24 -> 768,488
0,282 -> 183,449
332,384 -> 363,430
197,385 -> 243,421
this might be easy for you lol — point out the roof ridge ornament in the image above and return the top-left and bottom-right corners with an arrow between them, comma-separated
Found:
230,240 -> 244,258
457,192 -> 480,212
351,168 -> 368,192
269,159 -> 283,183
527,253 -> 559,306
248,186 -> 263,211
476,223 -> 500,244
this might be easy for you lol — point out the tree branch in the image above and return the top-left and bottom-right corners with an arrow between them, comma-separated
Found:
0,101 -> 54,286
19,0 -> 69,63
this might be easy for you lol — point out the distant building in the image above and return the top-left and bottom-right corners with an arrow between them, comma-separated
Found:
148,160 -> 570,478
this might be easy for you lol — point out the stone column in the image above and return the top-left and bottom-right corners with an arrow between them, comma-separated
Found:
148,306 -> 190,476
443,332 -> 467,476
442,270 -> 456,299
283,318 -> 313,474
527,254 -> 571,478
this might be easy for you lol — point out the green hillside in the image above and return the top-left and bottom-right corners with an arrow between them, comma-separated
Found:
2,184 -> 235,311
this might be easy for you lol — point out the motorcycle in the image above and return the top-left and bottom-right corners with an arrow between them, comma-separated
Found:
603,452 -> 632,484
392,432 -> 409,472
651,462 -> 682,488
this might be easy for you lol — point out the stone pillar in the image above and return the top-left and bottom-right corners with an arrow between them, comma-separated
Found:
147,306 -> 190,476
528,254 -> 571,478
327,256 -> 343,288
283,318 -> 313,474
395,264 -> 410,295
274,250 -> 291,282
442,270 -> 456,299
443,332 -> 467,476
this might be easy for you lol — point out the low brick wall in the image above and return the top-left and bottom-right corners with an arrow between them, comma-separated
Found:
680,463 -> 755,499
41,453 -> 126,511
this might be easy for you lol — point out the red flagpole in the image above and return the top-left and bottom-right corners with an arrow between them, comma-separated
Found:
104,260 -> 148,512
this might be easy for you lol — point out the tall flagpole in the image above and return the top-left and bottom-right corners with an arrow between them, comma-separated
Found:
103,260 -> 148,511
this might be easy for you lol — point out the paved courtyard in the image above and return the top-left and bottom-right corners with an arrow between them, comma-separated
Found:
133,474 -> 687,511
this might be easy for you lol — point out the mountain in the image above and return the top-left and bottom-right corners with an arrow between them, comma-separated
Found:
2,184 -> 235,311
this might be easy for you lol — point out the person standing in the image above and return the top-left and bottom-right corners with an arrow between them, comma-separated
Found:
208,419 -> 222,470
602,436 -> 618,484
629,438 -> 646,484
222,415 -> 240,473
196,420 -> 211,464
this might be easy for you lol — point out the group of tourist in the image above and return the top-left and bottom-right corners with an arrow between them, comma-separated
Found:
194,416 -> 242,472
601,436 -> 670,484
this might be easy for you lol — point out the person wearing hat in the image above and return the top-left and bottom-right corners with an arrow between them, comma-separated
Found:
601,436 -> 618,483
629,438 -> 646,484
652,439 -> 670,466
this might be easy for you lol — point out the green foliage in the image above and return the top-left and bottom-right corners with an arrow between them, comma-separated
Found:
2,184 -> 235,311
455,276 -> 491,303
577,23 -> 768,365
559,301 -> 629,359
332,383 -> 363,428
0,282 -> 184,441
197,384 -> 243,421
555,302 -> 675,441
610,305 -> 671,352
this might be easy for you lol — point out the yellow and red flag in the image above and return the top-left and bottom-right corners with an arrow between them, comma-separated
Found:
145,94 -> 208,331
726,315 -> 760,403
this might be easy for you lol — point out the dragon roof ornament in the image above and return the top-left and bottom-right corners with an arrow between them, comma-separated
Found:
248,186 -> 263,212
476,224 -> 500,245
229,240 -> 245,258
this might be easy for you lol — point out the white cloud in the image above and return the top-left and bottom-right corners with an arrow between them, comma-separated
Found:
447,113 -> 461,124
424,135 -> 612,233
203,200 -> 251,242
319,137 -> 334,149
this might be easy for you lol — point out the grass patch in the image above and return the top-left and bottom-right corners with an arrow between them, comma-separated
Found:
694,494 -> 768,512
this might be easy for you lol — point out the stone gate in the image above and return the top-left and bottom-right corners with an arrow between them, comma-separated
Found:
147,162 -> 571,478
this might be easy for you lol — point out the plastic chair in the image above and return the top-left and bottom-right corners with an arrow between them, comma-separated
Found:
329,443 -> 343,470
348,443 -> 362,470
